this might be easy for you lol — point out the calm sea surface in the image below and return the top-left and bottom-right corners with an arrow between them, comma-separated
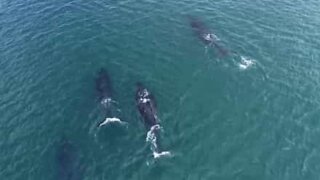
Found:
1,0 -> 320,179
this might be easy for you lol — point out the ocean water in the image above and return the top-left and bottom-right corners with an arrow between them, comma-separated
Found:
1,0 -> 320,179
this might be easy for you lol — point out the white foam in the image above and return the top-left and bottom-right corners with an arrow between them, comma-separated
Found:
98,117 -> 127,127
146,125 -> 172,159
146,125 -> 160,150
150,124 -> 161,132
101,98 -> 119,106
204,33 -> 220,41
239,56 -> 255,70
101,98 -> 112,105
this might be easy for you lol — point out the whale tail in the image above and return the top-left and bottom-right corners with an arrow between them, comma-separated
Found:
153,151 -> 172,159
98,117 -> 128,128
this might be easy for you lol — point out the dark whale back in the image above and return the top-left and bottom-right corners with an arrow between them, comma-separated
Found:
135,82 -> 158,129
188,16 -> 210,40
95,68 -> 112,101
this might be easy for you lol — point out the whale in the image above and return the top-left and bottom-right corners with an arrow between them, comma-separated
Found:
135,82 -> 172,158
135,82 -> 159,129
95,68 -> 113,109
56,137 -> 83,180
95,68 -> 126,127
188,16 -> 229,57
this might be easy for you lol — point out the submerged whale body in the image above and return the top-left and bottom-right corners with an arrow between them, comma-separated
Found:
56,137 -> 81,180
188,16 -> 229,57
95,68 -> 114,116
95,68 -> 112,104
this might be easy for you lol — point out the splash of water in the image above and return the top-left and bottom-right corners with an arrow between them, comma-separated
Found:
146,125 -> 172,159
146,125 -> 160,151
238,56 -> 255,70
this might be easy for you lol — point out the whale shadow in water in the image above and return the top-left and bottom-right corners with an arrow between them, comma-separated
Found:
56,136 -> 84,180
188,15 -> 230,57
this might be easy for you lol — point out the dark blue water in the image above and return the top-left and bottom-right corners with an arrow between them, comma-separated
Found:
1,0 -> 320,179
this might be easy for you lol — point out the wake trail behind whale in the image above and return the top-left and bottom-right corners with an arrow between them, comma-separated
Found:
201,32 -> 257,71
205,46 -> 257,71
146,125 -> 173,159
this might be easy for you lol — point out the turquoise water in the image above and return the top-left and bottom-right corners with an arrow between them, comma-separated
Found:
1,0 -> 320,179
